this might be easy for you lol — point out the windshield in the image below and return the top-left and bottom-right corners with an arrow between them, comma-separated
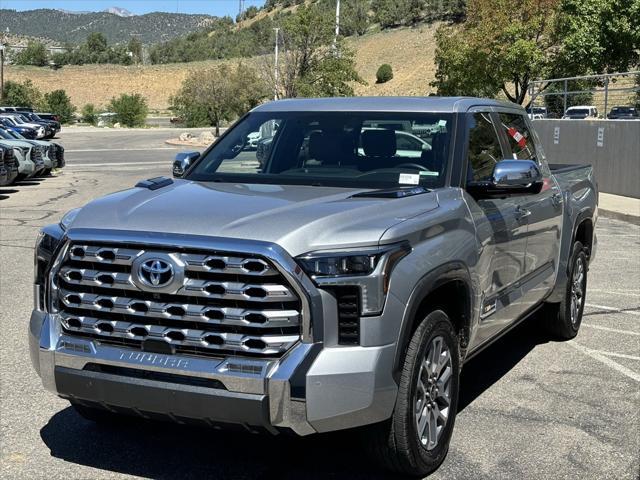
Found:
567,108 -> 589,115
188,111 -> 453,189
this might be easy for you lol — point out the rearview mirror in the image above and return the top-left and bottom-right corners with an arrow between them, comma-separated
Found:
172,151 -> 200,178
467,159 -> 543,198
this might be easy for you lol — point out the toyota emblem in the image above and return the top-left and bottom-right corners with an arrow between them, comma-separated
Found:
139,258 -> 174,287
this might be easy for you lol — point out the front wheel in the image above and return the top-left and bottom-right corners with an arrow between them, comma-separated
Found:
545,240 -> 588,339
369,309 -> 460,477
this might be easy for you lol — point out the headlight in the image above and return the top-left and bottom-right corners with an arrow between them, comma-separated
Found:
297,243 -> 410,315
34,223 -> 65,310
59,207 -> 81,231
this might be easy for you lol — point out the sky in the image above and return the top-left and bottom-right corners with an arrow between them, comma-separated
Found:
0,0 -> 266,16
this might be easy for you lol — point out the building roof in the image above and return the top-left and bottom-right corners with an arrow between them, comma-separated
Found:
252,96 -> 523,114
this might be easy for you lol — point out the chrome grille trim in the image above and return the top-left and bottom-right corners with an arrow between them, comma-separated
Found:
58,288 -> 300,328
54,239 -> 306,356
59,313 -> 299,355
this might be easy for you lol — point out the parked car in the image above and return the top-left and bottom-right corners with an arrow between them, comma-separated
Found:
563,105 -> 599,119
0,128 -> 64,175
0,135 -> 38,180
0,114 -> 46,138
21,112 -> 61,137
35,112 -> 60,123
0,145 -> 19,186
0,117 -> 39,139
0,149 -> 7,186
30,97 -> 597,477
607,106 -> 640,120
527,106 -> 548,119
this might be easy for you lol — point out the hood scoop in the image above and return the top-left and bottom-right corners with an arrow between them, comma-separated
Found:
135,176 -> 174,191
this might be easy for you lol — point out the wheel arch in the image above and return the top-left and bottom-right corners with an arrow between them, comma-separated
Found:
392,262 -> 474,383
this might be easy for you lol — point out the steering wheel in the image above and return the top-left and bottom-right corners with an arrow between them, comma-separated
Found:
395,163 -> 429,171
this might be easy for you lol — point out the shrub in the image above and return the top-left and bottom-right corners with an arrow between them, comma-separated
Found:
14,41 -> 49,66
1,80 -> 43,107
81,103 -> 99,125
376,64 -> 394,84
43,90 -> 76,124
108,93 -> 148,127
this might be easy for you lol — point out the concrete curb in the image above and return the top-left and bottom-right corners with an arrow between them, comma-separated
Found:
165,139 -> 210,147
598,209 -> 640,226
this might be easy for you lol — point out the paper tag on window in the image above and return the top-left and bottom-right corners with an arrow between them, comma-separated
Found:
399,173 -> 420,185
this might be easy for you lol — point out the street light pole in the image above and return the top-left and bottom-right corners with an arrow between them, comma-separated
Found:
0,44 -> 5,102
273,27 -> 280,100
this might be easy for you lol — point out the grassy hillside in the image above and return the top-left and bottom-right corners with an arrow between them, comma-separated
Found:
7,24 -> 441,111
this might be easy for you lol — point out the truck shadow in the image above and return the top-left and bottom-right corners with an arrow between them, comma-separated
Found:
40,313 -> 552,479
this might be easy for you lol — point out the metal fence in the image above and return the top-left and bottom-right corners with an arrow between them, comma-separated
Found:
529,71 -> 640,119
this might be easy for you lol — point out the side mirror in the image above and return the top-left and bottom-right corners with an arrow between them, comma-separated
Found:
172,151 -> 200,178
468,159 -> 543,198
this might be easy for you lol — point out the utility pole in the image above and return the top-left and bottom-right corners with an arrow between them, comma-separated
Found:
239,0 -> 245,17
273,27 -> 280,100
0,30 -> 6,102
335,0 -> 340,45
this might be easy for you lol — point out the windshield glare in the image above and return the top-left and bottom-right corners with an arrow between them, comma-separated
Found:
188,111 -> 453,189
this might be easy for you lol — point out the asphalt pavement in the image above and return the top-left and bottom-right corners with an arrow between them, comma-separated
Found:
0,128 -> 638,479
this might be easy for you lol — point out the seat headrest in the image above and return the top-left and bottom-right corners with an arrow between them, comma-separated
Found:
309,131 -> 352,165
362,129 -> 396,157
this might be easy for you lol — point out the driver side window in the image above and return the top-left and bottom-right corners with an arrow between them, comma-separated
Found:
466,113 -> 503,183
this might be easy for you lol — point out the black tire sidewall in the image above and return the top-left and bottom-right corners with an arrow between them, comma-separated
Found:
563,241 -> 587,334
396,310 -> 460,473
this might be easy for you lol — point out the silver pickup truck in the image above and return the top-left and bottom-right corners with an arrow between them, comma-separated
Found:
30,97 -> 597,476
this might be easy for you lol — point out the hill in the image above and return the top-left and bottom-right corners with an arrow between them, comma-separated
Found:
0,9 -> 219,45
5,24 -> 441,111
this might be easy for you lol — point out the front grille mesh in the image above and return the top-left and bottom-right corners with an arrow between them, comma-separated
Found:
54,243 -> 302,357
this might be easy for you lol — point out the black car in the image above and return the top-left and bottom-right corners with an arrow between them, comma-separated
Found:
607,106 -> 640,120
0,144 -> 20,186
22,112 -> 61,137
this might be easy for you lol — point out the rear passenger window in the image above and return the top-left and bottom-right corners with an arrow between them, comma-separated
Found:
466,113 -> 503,182
498,113 -> 537,162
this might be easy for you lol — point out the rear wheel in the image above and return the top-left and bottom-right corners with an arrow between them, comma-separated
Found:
369,309 -> 460,477
545,240 -> 588,339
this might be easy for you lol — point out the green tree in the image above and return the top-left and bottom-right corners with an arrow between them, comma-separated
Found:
81,103 -> 99,125
280,3 -> 365,98
342,0 -> 370,36
127,37 -> 143,64
108,93 -> 148,127
86,32 -> 108,54
432,0 -> 561,104
376,64 -> 394,83
14,41 -> 49,66
1,80 -> 43,108
171,64 -> 268,133
43,90 -> 76,124
372,0 -> 408,28
553,0 -> 640,75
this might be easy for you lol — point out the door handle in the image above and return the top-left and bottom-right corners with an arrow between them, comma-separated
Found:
516,205 -> 531,219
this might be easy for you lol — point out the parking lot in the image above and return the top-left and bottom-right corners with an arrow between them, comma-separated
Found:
0,128 -> 638,479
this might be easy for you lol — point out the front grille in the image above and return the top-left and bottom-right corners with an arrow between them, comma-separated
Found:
53,242 -> 303,358
31,147 -> 43,163
334,287 -> 361,345
5,148 -> 17,169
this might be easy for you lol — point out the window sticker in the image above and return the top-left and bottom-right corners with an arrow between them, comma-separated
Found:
419,171 -> 439,177
399,173 -> 420,185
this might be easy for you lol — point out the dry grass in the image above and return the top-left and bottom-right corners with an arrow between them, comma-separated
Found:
7,23 -> 441,111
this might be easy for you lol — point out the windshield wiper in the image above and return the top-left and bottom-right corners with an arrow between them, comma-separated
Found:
351,186 -> 429,199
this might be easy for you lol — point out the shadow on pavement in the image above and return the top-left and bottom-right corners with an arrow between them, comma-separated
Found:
40,408 -> 396,480
40,313 -> 552,479
458,312 -> 552,412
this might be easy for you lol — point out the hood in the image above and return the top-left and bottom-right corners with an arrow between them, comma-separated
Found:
69,180 -> 439,256
0,139 -> 33,149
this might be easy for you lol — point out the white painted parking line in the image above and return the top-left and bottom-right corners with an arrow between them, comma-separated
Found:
589,350 -> 640,361
65,147 -> 178,152
581,324 -> 640,335
67,161 -> 169,168
568,341 -> 640,382
586,304 -> 640,316
589,289 -> 640,297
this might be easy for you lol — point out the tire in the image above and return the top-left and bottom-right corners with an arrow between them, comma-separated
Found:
71,401 -> 121,423
368,310 -> 460,477
545,241 -> 588,339
41,168 -> 52,176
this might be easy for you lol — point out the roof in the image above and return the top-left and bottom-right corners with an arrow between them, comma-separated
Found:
252,96 -> 523,114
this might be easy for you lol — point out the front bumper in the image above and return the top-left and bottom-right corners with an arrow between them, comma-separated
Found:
30,309 -> 397,435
